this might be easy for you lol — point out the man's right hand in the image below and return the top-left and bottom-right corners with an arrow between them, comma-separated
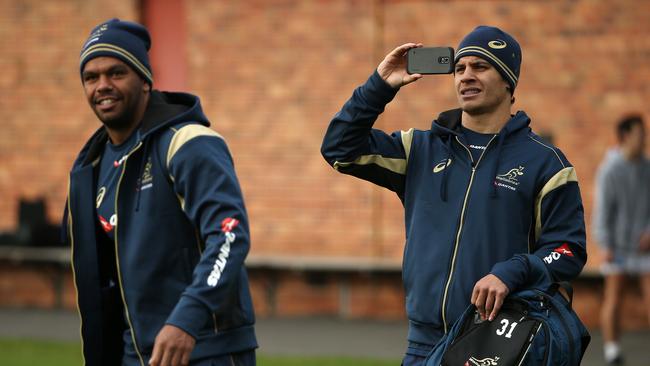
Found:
377,43 -> 424,89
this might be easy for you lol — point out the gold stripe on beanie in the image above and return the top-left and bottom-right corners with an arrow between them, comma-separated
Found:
80,43 -> 153,83
456,46 -> 517,85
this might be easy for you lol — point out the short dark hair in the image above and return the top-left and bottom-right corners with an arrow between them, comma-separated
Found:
616,115 -> 644,142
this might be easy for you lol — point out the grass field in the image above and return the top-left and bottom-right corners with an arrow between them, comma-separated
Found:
0,338 -> 399,366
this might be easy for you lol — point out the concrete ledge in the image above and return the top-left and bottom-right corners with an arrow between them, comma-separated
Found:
2,246 -> 649,328
247,255 -> 401,272
0,246 -> 404,272
0,246 -> 601,278
0,246 -> 70,264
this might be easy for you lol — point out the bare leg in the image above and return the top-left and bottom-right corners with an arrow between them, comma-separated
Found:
639,273 -> 650,325
601,273 -> 624,343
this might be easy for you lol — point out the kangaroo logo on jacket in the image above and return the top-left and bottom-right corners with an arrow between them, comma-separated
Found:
466,356 -> 500,366
137,157 -> 153,191
495,165 -> 525,191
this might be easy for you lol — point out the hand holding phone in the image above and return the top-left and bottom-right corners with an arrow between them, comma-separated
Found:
407,47 -> 455,75
376,43 -> 424,89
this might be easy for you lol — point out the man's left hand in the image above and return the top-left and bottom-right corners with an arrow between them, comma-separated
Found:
149,325 -> 196,366
471,274 -> 509,321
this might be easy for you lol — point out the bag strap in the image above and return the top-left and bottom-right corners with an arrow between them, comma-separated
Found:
549,281 -> 574,307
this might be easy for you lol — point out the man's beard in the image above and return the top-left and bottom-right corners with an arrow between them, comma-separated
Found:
96,108 -> 137,131
93,96 -> 141,131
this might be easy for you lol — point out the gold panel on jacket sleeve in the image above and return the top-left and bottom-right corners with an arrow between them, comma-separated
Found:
333,154 -> 407,175
166,125 -> 224,168
534,167 -> 578,241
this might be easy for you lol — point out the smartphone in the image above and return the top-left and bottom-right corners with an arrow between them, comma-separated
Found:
407,47 -> 455,75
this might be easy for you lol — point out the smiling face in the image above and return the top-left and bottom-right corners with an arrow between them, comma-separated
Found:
454,55 -> 511,116
81,56 -> 150,131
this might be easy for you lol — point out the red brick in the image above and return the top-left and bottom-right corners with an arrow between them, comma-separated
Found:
2,0 -> 650,328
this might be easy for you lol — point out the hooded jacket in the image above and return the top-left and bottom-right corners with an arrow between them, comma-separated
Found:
65,91 -> 257,365
321,72 -> 587,346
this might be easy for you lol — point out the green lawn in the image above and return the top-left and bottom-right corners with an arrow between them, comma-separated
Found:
0,338 -> 398,366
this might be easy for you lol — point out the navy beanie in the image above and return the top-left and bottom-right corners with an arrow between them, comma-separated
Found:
80,18 -> 153,85
455,25 -> 521,93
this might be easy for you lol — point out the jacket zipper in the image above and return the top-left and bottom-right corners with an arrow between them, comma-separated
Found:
441,135 -> 497,333
114,141 -> 146,366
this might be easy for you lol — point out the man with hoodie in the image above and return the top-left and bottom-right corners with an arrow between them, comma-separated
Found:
66,19 -> 257,366
321,26 -> 587,365
593,115 -> 650,365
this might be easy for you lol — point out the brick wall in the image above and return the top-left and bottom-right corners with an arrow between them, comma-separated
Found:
2,0 -> 650,266
1,0 -> 650,325
182,0 -> 650,268
3,261 -> 650,330
0,0 -> 139,231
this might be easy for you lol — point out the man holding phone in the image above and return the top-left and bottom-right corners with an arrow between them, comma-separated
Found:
321,26 -> 587,365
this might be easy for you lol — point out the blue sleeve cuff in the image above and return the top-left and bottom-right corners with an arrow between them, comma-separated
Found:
166,296 -> 211,339
363,70 -> 399,107
490,255 -> 530,292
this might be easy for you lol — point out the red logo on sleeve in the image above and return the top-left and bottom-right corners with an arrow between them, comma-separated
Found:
554,243 -> 574,257
221,218 -> 239,233
98,215 -> 113,233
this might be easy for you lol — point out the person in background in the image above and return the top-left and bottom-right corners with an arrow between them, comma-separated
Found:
593,115 -> 650,365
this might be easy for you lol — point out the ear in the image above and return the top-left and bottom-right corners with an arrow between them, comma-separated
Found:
506,85 -> 515,104
143,82 -> 151,93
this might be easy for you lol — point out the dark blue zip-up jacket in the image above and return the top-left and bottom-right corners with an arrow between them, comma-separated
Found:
65,91 -> 257,365
321,72 -> 587,347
